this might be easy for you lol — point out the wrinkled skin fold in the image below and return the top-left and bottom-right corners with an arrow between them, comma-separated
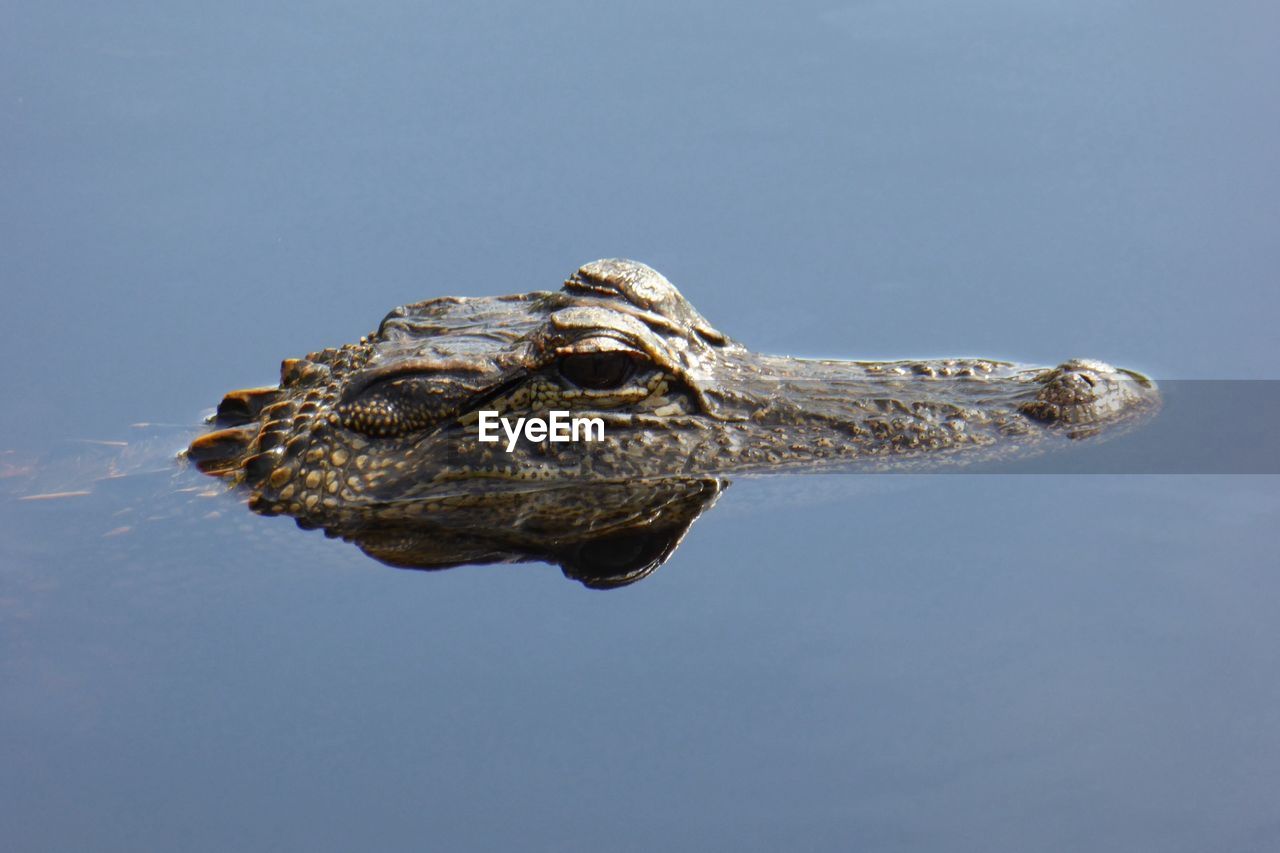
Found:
189,259 -> 1160,586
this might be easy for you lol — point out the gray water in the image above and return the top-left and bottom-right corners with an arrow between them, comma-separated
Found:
3,2 -> 1278,851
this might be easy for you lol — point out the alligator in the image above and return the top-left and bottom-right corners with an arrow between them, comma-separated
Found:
188,259 -> 1159,586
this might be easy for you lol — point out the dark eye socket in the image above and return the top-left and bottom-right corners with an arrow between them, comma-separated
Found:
557,352 -> 637,390
561,531 -> 672,588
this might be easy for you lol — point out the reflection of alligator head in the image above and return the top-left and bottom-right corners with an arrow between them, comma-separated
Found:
312,477 -> 723,589
189,259 -> 1159,586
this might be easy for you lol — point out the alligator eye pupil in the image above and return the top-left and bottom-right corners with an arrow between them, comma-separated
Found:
558,352 -> 635,390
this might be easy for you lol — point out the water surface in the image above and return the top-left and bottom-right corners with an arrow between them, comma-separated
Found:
2,2 -> 1277,851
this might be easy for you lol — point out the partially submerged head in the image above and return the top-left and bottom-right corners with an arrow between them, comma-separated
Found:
189,259 -> 1160,523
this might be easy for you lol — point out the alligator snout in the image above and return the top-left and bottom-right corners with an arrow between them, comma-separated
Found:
1020,359 -> 1159,433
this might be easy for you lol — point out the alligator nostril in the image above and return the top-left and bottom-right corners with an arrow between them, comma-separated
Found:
1119,368 -> 1156,388
1020,359 -> 1161,428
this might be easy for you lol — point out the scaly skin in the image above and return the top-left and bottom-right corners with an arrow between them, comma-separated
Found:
188,259 -> 1159,586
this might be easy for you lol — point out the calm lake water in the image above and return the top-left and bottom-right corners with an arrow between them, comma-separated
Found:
3,2 -> 1278,851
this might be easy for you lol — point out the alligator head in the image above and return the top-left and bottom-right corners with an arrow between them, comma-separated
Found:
188,259 -> 1159,584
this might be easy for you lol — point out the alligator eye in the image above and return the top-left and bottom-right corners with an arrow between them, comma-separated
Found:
557,352 -> 636,390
